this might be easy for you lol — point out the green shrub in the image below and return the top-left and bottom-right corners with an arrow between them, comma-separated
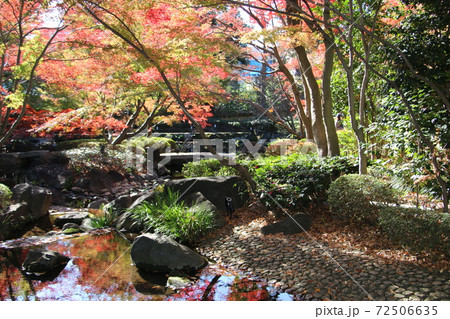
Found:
122,136 -> 178,154
337,129 -> 358,157
182,158 -> 237,178
0,183 -> 12,211
245,154 -> 358,209
131,189 -> 214,244
328,174 -> 399,224
378,207 -> 450,256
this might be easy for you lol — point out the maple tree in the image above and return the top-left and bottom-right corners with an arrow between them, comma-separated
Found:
0,0 -> 69,147
37,26 -> 197,144
64,0 -> 257,189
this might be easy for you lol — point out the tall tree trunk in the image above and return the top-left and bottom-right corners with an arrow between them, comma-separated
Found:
346,1 -> 367,174
322,38 -> 340,156
285,0 -> 327,156
294,45 -> 328,157
345,70 -> 367,174
300,74 -> 314,140
273,48 -> 314,139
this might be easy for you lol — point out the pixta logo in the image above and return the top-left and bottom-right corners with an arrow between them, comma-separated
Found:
125,138 -> 318,173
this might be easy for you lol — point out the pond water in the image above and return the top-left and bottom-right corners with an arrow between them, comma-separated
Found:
0,229 -> 292,301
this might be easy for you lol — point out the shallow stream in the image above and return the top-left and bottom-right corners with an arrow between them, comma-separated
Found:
0,229 -> 292,301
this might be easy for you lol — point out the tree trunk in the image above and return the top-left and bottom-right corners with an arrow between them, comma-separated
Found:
322,39 -> 340,156
300,74 -> 314,140
322,0 -> 340,156
294,45 -> 328,157
273,48 -> 314,140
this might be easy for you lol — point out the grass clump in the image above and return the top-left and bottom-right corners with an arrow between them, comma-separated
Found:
131,189 -> 214,244
91,207 -> 120,229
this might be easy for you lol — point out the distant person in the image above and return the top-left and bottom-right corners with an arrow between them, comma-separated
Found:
335,112 -> 344,130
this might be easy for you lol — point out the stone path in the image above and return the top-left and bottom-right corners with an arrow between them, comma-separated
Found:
197,211 -> 450,301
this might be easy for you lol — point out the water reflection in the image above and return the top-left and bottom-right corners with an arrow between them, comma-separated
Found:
0,230 -> 154,301
0,230 -> 291,301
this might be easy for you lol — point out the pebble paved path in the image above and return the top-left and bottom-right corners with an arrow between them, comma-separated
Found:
197,212 -> 450,301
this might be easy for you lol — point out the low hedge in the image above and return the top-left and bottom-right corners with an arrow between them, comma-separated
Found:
378,206 -> 450,257
182,158 -> 236,178
247,154 -> 358,209
328,174 -> 398,224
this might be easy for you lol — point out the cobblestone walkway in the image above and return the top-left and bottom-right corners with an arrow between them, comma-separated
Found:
197,214 -> 450,301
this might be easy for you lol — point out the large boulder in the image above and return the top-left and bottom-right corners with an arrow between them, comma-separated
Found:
22,249 -> 70,276
0,203 -> 31,240
260,213 -> 312,235
127,191 -> 155,212
12,183 -> 52,219
113,211 -> 147,233
164,176 -> 249,213
103,193 -> 142,214
0,153 -> 22,177
131,233 -> 207,273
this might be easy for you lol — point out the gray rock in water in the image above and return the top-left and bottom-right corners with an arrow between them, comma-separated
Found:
131,233 -> 207,273
165,176 -> 249,212
12,183 -> 52,219
260,213 -> 312,235
166,276 -> 191,289
54,212 -> 89,228
22,249 -> 70,274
